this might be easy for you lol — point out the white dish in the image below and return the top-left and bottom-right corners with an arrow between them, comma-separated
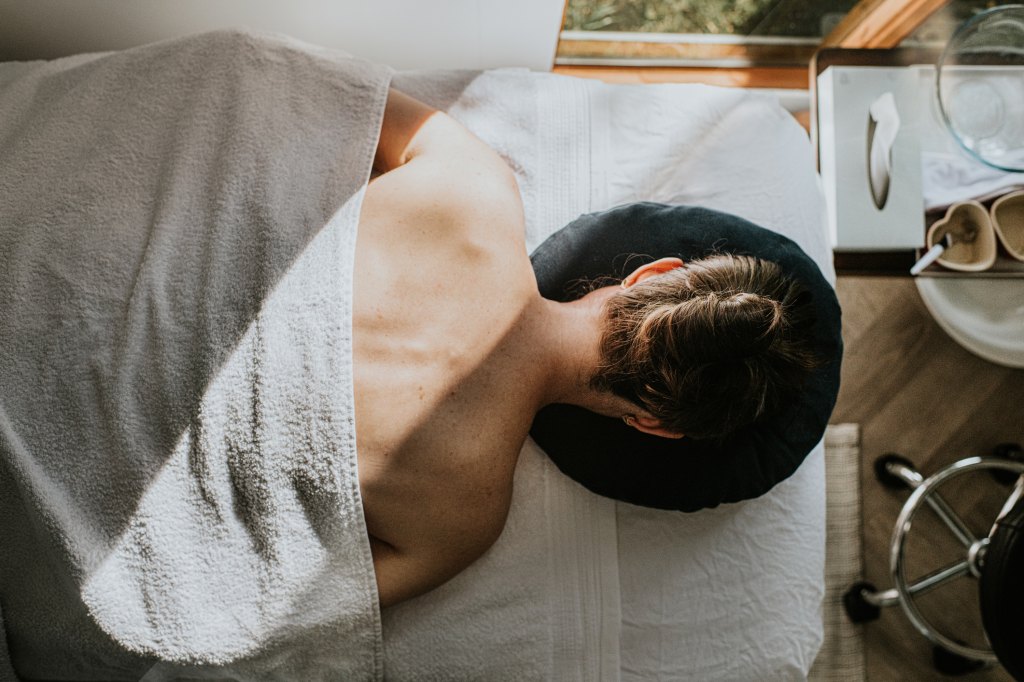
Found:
916,276 -> 1024,368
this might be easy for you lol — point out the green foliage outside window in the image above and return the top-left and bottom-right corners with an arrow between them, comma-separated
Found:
563,0 -> 1014,40
562,0 -> 856,37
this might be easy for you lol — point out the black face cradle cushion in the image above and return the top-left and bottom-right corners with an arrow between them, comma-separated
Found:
529,202 -> 843,512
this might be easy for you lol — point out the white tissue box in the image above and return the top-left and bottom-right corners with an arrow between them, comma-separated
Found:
818,66 -> 925,250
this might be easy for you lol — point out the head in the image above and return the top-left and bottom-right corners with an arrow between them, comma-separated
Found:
591,253 -> 820,441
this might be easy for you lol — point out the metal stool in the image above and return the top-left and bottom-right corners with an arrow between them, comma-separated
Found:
844,444 -> 1024,678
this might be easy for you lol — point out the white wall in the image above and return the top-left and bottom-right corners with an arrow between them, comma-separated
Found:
0,0 -> 565,70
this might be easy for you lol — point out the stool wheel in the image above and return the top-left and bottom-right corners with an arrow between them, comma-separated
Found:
932,644 -> 986,676
991,443 -> 1024,485
874,454 -> 917,491
843,581 -> 881,623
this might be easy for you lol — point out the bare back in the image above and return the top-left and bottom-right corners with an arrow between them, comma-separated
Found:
352,99 -> 543,606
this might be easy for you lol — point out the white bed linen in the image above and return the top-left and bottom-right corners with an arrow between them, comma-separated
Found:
595,83 -> 829,681
382,71 -> 828,681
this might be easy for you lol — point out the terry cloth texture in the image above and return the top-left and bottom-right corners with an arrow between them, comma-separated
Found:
0,30 -> 391,680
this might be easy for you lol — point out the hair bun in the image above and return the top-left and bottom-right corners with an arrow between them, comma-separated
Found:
715,291 -> 784,359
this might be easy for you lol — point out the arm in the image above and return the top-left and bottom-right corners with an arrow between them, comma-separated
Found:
373,89 -> 438,173
369,520 -> 504,607
374,88 -> 510,177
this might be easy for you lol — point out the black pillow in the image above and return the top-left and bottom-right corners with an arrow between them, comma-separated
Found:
981,495 -> 1024,680
529,202 -> 843,511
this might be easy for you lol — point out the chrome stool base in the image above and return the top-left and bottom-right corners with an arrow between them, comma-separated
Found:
844,444 -> 1024,677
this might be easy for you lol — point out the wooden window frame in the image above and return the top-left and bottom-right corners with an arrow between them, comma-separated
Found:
557,31 -> 818,68
821,0 -> 948,47
553,0 -> 952,89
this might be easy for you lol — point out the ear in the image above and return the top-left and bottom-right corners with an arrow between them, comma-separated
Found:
629,414 -> 685,440
621,257 -> 685,288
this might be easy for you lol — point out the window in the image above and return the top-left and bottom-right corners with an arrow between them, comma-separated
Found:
557,0 -> 1014,67
900,0 -> 1021,45
563,0 -> 859,38
559,0 -> 862,67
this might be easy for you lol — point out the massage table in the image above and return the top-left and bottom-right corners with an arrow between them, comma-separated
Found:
0,30 -> 829,681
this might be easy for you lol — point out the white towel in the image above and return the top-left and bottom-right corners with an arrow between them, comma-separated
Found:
923,150 -> 1024,210
0,29 -> 391,680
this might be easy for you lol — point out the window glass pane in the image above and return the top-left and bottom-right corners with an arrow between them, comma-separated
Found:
563,0 -> 860,39
901,0 -> 1022,45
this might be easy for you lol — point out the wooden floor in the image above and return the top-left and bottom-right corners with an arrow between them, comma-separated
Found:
832,276 -> 1024,681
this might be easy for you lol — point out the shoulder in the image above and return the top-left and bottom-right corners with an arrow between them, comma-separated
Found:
364,137 -> 524,243
371,159 -> 521,233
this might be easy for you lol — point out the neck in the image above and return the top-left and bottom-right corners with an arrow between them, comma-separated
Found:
524,287 -> 618,413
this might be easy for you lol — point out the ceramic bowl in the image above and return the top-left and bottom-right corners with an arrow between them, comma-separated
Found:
926,200 -> 998,272
991,189 -> 1024,262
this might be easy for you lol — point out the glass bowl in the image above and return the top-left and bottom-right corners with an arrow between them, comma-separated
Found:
936,5 -> 1024,173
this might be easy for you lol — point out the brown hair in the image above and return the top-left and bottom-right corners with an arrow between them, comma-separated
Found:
592,254 -> 819,440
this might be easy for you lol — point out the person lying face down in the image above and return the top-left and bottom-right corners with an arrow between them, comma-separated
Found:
355,89 -> 819,608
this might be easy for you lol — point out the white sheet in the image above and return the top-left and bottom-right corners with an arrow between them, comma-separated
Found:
596,82 -> 829,681
382,71 -> 829,681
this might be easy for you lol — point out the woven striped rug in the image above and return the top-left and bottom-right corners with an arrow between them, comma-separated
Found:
809,424 -> 867,682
